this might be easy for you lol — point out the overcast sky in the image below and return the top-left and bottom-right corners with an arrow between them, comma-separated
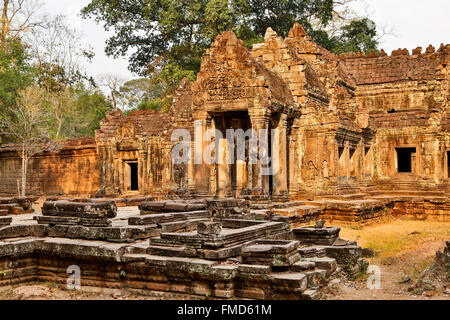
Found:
41,0 -> 450,81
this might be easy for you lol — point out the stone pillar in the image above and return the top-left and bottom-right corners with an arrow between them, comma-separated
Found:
217,135 -> 232,197
272,114 -> 288,200
187,140 -> 196,193
245,137 -> 253,192
193,113 -> 210,195
249,111 -> 270,195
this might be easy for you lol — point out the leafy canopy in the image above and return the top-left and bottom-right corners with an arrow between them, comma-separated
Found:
81,0 -> 379,109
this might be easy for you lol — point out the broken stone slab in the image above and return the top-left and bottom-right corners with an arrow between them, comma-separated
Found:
298,246 -> 326,258
128,211 -> 210,225
197,221 -> 222,235
291,261 -> 316,272
42,200 -> 117,218
316,245 -> 362,265
0,217 -> 12,227
33,238 -> 129,262
207,198 -> 238,209
36,216 -> 112,227
197,244 -> 242,260
0,224 -> 46,239
238,264 -> 271,275
0,238 -> 42,257
242,240 -> 301,267
242,240 -> 299,255
270,272 -> 308,293
46,225 -> 159,242
304,257 -> 337,276
292,226 -> 340,245
148,245 -> 198,258
139,200 -> 207,214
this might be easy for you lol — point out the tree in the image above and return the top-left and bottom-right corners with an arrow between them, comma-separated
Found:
81,0 -> 380,108
0,85 -> 60,196
1,0 -> 44,49
0,38 -> 34,116
70,85 -> 113,136
97,73 -> 126,111
28,15 -> 95,92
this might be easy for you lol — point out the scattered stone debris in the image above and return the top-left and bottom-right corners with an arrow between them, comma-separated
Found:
0,199 -> 364,300
408,240 -> 449,295
0,197 -> 35,215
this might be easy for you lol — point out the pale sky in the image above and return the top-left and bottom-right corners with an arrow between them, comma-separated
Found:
40,0 -> 450,81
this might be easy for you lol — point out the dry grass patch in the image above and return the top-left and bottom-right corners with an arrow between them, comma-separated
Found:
337,218 -> 449,258
336,218 -> 449,282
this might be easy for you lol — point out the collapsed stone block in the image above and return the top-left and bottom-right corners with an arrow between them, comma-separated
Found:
42,200 -> 117,218
292,226 -> 340,245
197,221 -> 222,235
242,240 -> 300,267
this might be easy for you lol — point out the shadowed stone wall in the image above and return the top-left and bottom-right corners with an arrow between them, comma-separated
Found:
0,138 -> 99,196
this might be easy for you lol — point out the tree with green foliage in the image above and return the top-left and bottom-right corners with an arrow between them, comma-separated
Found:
0,38 -> 34,116
81,0 -> 380,108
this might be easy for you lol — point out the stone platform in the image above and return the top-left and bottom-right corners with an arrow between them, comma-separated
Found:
0,199 -> 364,300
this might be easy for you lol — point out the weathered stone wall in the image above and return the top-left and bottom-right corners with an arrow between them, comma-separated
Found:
342,46 -> 450,189
0,138 -> 99,196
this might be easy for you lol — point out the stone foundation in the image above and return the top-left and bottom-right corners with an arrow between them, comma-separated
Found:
0,199 -> 364,300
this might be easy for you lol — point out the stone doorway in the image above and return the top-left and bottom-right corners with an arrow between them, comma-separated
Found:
396,148 -> 416,173
125,161 -> 139,191
212,111 -> 251,198
447,151 -> 450,178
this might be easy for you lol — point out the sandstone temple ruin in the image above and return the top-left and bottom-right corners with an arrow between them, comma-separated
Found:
1,23 -> 450,221
0,24 -> 449,300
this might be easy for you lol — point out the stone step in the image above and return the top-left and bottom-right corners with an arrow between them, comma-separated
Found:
271,205 -> 322,217
159,218 -> 208,233
301,288 -> 322,300
304,257 -> 337,275
341,193 -> 368,200
270,201 -> 304,209
121,253 -> 148,263
0,209 -> 8,216
270,272 -> 308,293
249,203 -> 270,209
291,261 -> 316,272
298,246 -> 326,258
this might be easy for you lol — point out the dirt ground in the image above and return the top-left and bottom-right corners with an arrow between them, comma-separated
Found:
327,218 -> 450,300
0,217 -> 448,300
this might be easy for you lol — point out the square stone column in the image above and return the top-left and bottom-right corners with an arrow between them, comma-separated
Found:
217,136 -> 232,197
272,114 -> 289,200
249,112 -> 270,196
193,114 -> 211,195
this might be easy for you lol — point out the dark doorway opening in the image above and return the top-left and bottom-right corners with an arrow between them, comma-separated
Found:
447,151 -> 450,178
396,148 -> 416,173
129,162 -> 138,191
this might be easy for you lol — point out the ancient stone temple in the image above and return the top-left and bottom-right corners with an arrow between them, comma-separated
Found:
0,24 -> 449,221
0,24 -> 449,300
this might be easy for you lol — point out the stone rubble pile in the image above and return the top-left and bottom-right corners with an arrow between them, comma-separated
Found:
0,197 -> 35,215
0,197 -> 367,300
37,199 -> 117,227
